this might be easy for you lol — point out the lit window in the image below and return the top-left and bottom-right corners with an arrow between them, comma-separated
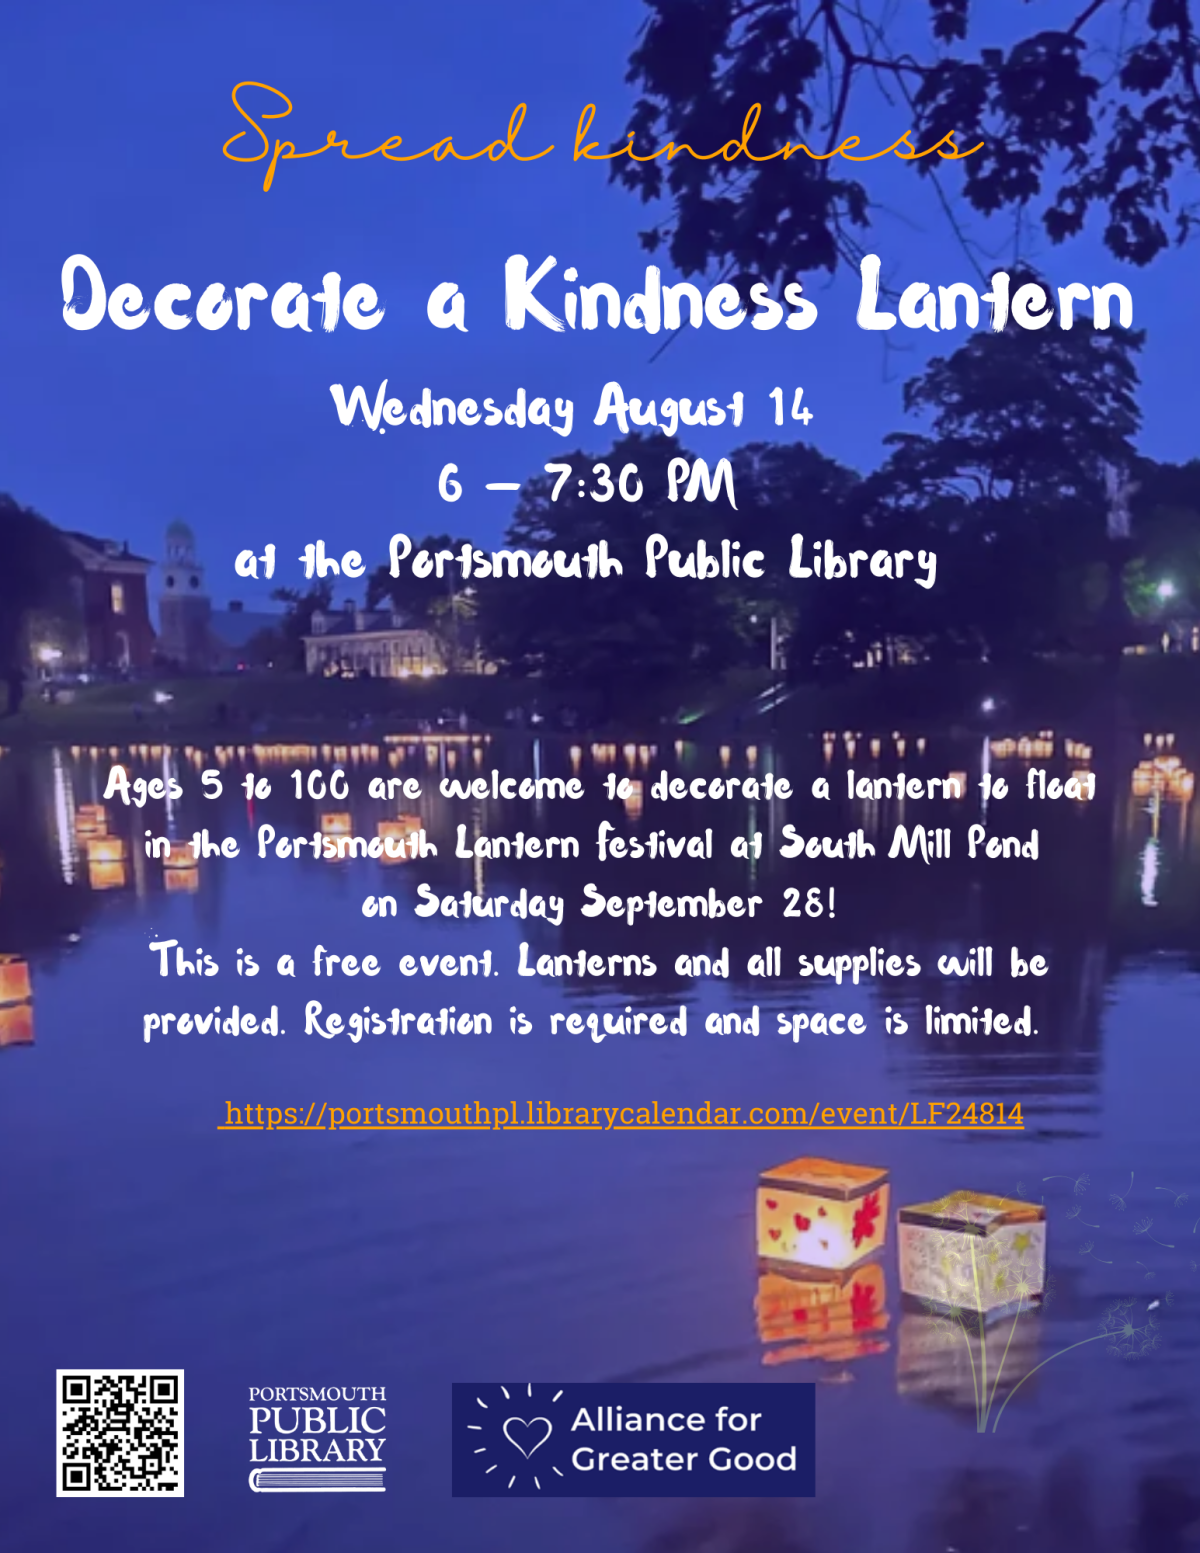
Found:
110,581 -> 126,615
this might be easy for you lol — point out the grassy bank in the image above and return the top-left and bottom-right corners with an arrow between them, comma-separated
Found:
2,655 -> 1199,746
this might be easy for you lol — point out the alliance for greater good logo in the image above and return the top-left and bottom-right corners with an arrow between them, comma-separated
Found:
247,1385 -> 386,1492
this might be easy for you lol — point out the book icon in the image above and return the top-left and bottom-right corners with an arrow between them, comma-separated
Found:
248,1468 -> 385,1492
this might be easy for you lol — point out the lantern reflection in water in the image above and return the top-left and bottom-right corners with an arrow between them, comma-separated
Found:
897,1308 -> 1041,1414
164,865 -> 199,894
0,1000 -> 34,1047
320,813 -> 353,837
88,861 -> 128,891
756,1262 -> 890,1368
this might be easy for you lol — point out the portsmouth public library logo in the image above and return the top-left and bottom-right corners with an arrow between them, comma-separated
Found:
247,1385 -> 387,1492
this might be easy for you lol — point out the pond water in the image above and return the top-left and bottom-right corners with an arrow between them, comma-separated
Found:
0,723 -> 1198,1551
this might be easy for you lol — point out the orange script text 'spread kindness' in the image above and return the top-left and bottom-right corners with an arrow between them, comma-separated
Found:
221,83 -> 985,192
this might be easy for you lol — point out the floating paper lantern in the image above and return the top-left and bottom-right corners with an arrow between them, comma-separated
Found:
1131,756 -> 1195,800
163,840 -> 196,869
0,1001 -> 33,1047
86,835 -> 126,864
757,1157 -> 890,1273
74,803 -> 108,838
377,816 -> 423,861
0,955 -> 32,1005
946,771 -> 968,796
897,1190 -> 1045,1317
320,812 -> 353,837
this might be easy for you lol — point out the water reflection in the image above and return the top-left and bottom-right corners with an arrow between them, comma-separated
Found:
1,729 -> 1199,1551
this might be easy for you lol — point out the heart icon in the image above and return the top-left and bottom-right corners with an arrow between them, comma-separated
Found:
765,1198 -> 778,1210
768,1227 -> 781,1240
503,1416 -> 553,1459
794,1214 -> 811,1232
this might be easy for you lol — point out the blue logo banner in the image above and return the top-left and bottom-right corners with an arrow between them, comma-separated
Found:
451,1382 -> 815,1497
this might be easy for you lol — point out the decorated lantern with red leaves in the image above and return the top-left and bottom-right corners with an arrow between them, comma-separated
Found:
756,1156 -> 890,1274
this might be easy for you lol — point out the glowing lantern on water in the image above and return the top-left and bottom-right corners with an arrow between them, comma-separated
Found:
623,780 -> 643,820
320,813 -> 353,837
86,836 -> 126,864
757,1157 -> 890,1274
88,861 -> 127,891
163,840 -> 196,869
377,816 -> 424,861
74,804 -> 107,838
1131,756 -> 1195,800
164,867 -> 199,894
0,955 -> 32,1005
897,1190 -> 1045,1317
946,772 -> 968,797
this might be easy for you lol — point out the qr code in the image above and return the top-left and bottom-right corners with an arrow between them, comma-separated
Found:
56,1370 -> 184,1496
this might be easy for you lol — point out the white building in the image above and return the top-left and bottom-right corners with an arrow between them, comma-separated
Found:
303,607 -> 445,679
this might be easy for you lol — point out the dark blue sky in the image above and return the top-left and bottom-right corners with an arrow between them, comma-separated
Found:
4,0 -> 1198,610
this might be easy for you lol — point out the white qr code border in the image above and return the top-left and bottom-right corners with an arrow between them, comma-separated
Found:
56,1369 -> 185,1497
